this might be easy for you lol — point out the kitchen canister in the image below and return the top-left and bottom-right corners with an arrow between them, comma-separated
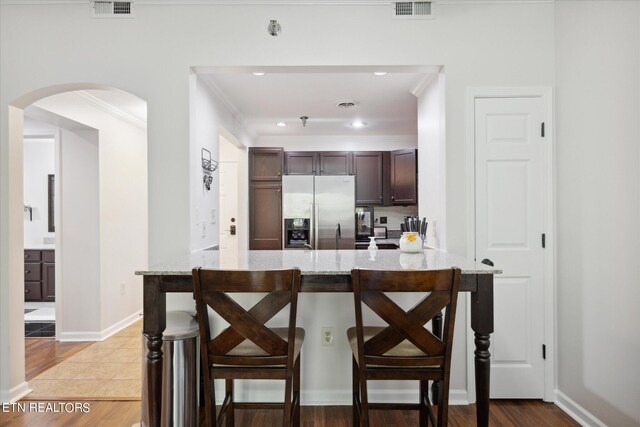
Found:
399,231 -> 423,253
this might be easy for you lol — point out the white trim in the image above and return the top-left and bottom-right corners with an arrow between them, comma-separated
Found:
4,381 -> 31,404
58,310 -> 142,342
0,0 -> 556,5
409,73 -> 438,98
73,91 -> 146,129
464,87 -> 556,402
555,390 -> 606,427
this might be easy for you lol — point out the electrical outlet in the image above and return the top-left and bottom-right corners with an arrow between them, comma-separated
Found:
120,282 -> 125,295
321,327 -> 334,346
211,208 -> 216,224
201,221 -> 206,237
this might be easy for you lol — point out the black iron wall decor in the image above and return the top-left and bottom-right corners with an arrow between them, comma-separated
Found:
201,148 -> 218,191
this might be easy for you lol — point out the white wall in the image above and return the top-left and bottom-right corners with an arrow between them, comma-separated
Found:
555,2 -> 640,425
32,92 -> 148,336
1,0 -> 556,403
57,127 -> 102,336
417,73 -> 446,249
23,138 -> 55,247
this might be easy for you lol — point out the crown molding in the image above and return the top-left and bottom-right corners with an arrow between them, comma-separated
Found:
1,0 -> 555,5
74,91 -> 147,129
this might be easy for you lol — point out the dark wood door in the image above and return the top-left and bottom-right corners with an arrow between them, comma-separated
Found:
249,183 -> 282,250
353,151 -> 384,205
390,149 -> 418,205
319,152 -> 352,175
285,151 -> 318,175
249,148 -> 283,181
42,250 -> 55,301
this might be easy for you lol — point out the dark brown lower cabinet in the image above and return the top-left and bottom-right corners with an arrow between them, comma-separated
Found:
24,249 -> 55,302
249,183 -> 282,250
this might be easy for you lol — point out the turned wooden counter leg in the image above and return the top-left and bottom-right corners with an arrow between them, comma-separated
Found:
470,274 -> 494,427
143,275 -> 166,427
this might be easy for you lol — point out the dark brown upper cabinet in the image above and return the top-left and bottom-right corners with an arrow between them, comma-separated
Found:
284,151 -> 318,175
249,147 -> 283,181
390,149 -> 418,205
353,151 -> 384,205
318,151 -> 353,175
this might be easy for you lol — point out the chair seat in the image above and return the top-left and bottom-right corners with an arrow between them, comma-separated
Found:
224,327 -> 305,360
347,326 -> 434,360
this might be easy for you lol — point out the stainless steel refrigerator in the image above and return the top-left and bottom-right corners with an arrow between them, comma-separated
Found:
282,175 -> 355,249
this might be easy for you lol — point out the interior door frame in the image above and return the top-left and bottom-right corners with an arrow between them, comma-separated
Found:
464,87 -> 556,403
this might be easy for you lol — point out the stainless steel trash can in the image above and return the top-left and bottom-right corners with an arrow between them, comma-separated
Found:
141,311 -> 199,427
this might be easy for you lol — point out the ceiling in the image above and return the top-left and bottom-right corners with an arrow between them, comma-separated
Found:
196,66 -> 439,138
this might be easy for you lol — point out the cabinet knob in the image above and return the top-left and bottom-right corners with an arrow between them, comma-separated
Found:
25,254 -> 30,258
277,172 -> 281,176
25,270 -> 30,274
391,196 -> 395,201
25,289 -> 30,293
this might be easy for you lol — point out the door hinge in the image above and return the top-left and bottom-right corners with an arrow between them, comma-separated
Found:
541,122 -> 545,137
542,233 -> 546,248
542,344 -> 546,360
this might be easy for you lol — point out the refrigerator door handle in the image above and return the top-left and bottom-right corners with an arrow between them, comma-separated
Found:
314,203 -> 319,249
309,203 -> 315,249
335,223 -> 341,248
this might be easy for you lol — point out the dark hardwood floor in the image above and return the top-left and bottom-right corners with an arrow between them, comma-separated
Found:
0,338 -> 579,426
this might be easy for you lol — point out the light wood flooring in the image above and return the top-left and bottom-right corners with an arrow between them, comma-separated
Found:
0,338 -> 579,427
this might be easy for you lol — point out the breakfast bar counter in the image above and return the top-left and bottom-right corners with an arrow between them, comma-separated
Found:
136,248 -> 500,426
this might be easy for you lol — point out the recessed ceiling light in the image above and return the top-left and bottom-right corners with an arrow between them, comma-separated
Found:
276,122 -> 287,127
351,121 -> 367,128
252,72 -> 266,76
373,72 -> 388,76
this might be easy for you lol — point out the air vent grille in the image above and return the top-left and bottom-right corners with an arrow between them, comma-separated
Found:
91,1 -> 134,18
392,1 -> 434,19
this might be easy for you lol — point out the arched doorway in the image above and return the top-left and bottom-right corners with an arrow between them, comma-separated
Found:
2,84 -> 148,402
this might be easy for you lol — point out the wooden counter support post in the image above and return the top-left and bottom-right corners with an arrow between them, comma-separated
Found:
143,275 -> 166,427
470,274 -> 494,427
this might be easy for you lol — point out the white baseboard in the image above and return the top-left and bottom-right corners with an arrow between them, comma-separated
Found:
555,390 -> 606,427
1,381 -> 32,403
215,387 -> 468,406
59,310 -> 142,342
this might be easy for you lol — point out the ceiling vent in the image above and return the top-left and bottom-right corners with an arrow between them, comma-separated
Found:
392,1 -> 434,20
91,1 -> 135,18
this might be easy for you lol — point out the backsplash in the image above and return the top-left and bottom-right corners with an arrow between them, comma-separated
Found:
372,205 -> 419,231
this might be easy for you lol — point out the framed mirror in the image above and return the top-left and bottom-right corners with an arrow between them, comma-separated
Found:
48,174 -> 55,232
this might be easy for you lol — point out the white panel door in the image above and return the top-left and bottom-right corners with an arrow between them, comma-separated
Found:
219,161 -> 239,267
475,97 -> 546,398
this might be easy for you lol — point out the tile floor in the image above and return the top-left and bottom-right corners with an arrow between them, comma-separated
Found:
25,302 -> 56,337
26,320 -> 143,400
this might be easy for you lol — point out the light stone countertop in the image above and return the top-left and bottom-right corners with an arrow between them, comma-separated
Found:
24,244 -> 55,250
136,248 -> 501,276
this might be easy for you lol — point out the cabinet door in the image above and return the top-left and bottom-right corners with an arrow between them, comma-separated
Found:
25,282 -> 42,301
41,250 -> 55,301
43,262 -> 55,301
390,149 -> 418,205
249,183 -> 282,249
353,151 -> 384,205
319,152 -> 352,175
285,151 -> 318,175
249,148 -> 283,181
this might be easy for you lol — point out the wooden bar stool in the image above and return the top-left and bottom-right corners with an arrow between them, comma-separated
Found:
348,268 -> 461,427
192,268 -> 304,427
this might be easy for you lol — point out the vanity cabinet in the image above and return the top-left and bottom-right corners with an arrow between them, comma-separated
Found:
24,249 -> 55,302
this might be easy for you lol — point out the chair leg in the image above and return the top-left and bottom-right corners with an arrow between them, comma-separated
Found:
420,380 -> 429,426
358,359 -> 369,427
437,379 -> 449,427
225,379 -> 234,427
202,366 -> 215,427
283,368 -> 293,427
352,356 -> 360,427
293,356 -> 301,427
